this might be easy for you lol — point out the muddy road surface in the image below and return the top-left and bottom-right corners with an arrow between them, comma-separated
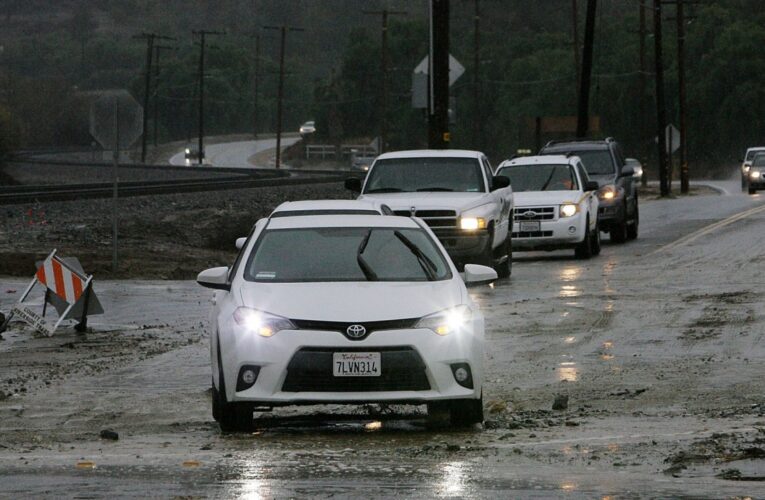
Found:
1,180 -> 764,498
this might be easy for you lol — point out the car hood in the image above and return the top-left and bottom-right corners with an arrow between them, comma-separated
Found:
359,192 -> 488,212
514,191 -> 583,207
238,280 -> 463,322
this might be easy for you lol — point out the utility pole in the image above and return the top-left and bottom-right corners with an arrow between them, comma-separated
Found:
264,25 -> 304,169
472,0 -> 481,150
676,0 -> 689,193
134,33 -> 175,163
192,30 -> 225,166
653,0 -> 670,196
252,34 -> 260,139
638,1 -> 648,187
363,8 -> 407,154
152,45 -> 173,147
428,0 -> 450,149
576,0 -> 597,138
572,0 -> 580,92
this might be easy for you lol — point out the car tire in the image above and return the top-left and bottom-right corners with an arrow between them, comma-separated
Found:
626,198 -> 639,240
575,217 -> 593,259
610,203 -> 628,243
449,396 -> 485,426
749,186 -> 756,195
591,224 -> 601,256
494,237 -> 512,278
214,338 -> 254,433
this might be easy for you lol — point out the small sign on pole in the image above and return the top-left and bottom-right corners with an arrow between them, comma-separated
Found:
0,250 -> 103,336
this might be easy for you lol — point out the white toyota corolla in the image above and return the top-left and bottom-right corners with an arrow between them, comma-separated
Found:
197,213 -> 496,432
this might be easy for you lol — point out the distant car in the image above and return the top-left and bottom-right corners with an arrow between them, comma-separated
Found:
350,152 -> 378,174
197,213 -> 495,431
184,147 -> 204,164
741,147 -> 765,190
625,158 -> 643,182
299,121 -> 316,136
539,138 -> 638,243
496,155 -> 600,259
745,152 -> 765,194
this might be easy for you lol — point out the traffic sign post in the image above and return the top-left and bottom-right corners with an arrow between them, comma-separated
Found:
89,90 -> 143,273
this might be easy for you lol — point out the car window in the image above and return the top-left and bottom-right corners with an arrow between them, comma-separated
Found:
753,154 -> 765,167
576,162 -> 590,184
572,150 -> 616,176
481,157 -> 493,190
244,227 -> 452,282
747,150 -> 764,161
496,164 -> 578,192
364,157 -> 485,193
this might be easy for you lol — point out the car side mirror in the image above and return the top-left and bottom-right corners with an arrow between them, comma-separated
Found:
620,166 -> 634,177
463,264 -> 498,287
491,175 -> 510,191
584,180 -> 599,191
345,177 -> 362,193
235,237 -> 247,250
197,266 -> 230,291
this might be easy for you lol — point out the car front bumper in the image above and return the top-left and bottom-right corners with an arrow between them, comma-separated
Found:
597,199 -> 626,230
431,229 -> 491,260
511,213 -> 587,250
216,323 -> 484,405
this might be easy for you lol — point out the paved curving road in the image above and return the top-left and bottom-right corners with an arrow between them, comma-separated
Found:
168,135 -> 301,168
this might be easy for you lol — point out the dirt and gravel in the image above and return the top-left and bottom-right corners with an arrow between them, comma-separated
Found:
0,172 -> 764,497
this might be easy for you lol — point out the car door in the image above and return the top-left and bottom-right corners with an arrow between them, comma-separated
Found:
482,156 -> 510,245
577,162 -> 598,231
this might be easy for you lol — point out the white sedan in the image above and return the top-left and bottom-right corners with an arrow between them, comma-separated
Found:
197,214 -> 496,431
496,154 -> 600,259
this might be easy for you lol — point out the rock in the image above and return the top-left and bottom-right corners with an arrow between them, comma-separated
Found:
564,420 -> 579,427
200,443 -> 212,450
486,400 -> 507,414
552,394 -> 569,411
445,444 -> 460,452
99,429 -> 119,441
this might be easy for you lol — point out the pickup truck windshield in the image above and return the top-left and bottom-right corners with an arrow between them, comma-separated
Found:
497,164 -> 578,191
364,157 -> 485,193
244,227 -> 451,282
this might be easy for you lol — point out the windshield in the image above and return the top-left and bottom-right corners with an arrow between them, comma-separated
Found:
746,149 -> 765,161
572,150 -> 616,176
497,164 -> 578,192
753,154 -> 765,167
363,157 -> 485,193
244,227 -> 451,282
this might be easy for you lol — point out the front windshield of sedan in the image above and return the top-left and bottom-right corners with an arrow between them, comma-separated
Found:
363,157 -> 485,193
573,150 -> 615,176
245,227 -> 451,282
753,154 -> 765,167
497,164 -> 578,192
746,150 -> 764,161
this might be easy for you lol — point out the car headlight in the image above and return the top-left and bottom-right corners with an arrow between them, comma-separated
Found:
415,305 -> 471,335
233,307 -> 296,337
460,217 -> 487,230
744,165 -> 751,172
598,185 -> 621,201
752,170 -> 761,179
559,203 -> 578,217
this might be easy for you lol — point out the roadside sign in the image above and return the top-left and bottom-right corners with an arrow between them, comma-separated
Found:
655,124 -> 680,154
413,54 -> 465,86
89,89 -> 143,150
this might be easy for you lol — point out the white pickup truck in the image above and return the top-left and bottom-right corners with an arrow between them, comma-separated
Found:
345,150 -> 514,277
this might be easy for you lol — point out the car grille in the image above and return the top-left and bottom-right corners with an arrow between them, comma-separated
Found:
513,206 -> 555,221
282,347 -> 430,392
290,317 -> 419,341
393,209 -> 457,229
512,231 -> 554,238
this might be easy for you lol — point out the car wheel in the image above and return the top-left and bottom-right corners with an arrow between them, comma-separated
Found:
610,204 -> 628,243
749,186 -> 756,195
449,396 -> 485,426
494,236 -> 512,278
575,217 -> 593,259
626,198 -> 639,240
591,224 -> 601,256
215,338 -> 254,433
742,175 -> 747,191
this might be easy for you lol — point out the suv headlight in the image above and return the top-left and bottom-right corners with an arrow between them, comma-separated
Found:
559,203 -> 578,217
460,217 -> 487,230
415,305 -> 471,335
233,307 -> 296,337
597,185 -> 622,202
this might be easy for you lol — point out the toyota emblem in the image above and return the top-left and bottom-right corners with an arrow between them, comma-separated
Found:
346,324 -> 367,339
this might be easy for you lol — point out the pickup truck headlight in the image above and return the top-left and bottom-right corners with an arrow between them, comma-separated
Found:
233,307 -> 296,337
559,203 -> 578,217
415,305 -> 471,335
751,170 -> 761,179
460,217 -> 486,230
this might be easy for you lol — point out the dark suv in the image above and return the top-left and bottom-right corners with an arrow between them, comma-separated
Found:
539,138 -> 638,243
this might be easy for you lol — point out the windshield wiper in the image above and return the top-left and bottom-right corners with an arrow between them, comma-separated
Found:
539,168 -> 556,191
356,229 -> 378,281
394,230 -> 437,281
416,187 -> 454,192
366,187 -> 405,193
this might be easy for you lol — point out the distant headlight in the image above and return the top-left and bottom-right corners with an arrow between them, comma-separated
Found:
752,170 -> 761,179
560,203 -> 578,217
415,305 -> 471,336
460,217 -> 486,230
233,307 -> 296,337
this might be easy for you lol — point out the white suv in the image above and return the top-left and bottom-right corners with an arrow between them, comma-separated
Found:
495,155 -> 601,259
741,147 -> 765,190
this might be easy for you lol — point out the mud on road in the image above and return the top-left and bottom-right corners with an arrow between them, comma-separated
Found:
1,180 -> 764,497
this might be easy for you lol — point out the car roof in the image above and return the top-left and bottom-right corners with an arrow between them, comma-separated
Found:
266,214 -> 419,230
542,141 -> 609,152
273,200 -> 382,212
747,146 -> 765,152
499,155 -> 574,167
375,149 -> 484,160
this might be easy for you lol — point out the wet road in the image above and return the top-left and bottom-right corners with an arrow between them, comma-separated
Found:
1,180 -> 764,498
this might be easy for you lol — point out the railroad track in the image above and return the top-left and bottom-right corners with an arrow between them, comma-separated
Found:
0,173 -> 347,205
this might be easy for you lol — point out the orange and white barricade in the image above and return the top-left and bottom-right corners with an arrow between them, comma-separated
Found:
2,249 -> 96,336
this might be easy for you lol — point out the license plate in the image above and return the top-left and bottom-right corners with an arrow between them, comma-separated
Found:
333,352 -> 381,377
520,221 -> 540,232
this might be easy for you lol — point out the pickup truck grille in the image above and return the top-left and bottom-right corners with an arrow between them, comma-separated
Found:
394,209 -> 457,229
513,206 -> 555,221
